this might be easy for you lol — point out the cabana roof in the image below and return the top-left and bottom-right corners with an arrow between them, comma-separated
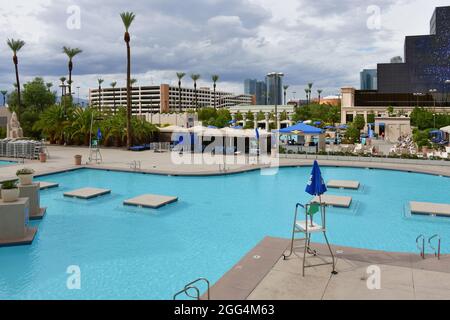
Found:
279,123 -> 323,135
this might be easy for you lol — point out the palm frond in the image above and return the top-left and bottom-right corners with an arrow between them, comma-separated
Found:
120,12 -> 136,30
63,46 -> 83,59
7,39 -> 25,53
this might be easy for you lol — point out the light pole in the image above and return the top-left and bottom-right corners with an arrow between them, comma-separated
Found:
445,80 -> 450,105
77,86 -> 80,106
413,92 -> 424,108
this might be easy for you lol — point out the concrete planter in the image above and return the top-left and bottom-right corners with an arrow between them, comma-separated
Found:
18,174 -> 33,186
39,152 -> 47,163
1,188 -> 20,202
74,155 -> 82,166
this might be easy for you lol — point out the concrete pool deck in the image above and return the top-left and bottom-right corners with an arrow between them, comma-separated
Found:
209,237 -> 450,300
1,146 -> 450,181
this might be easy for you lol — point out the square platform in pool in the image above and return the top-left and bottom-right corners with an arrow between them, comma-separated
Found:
327,180 -> 360,190
124,194 -> 178,209
311,195 -> 352,208
39,182 -> 59,190
410,201 -> 450,217
64,188 -> 111,199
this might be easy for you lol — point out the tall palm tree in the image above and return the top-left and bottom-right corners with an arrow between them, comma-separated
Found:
317,89 -> 323,104
283,85 -> 289,105
191,74 -> 200,110
7,39 -> 25,120
46,83 -> 53,92
1,90 -> 7,106
62,46 -> 82,97
211,74 -> 219,109
130,78 -> 137,86
304,88 -> 309,105
176,72 -> 186,112
110,81 -> 117,112
120,11 -> 136,148
307,82 -> 313,105
97,78 -> 104,110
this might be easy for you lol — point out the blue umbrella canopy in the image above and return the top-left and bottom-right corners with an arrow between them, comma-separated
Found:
305,160 -> 327,196
279,123 -> 323,134
97,128 -> 102,140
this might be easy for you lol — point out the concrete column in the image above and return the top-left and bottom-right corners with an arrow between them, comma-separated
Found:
265,112 -> 270,131
253,113 -> 258,129
242,114 -> 247,128
276,114 -> 280,130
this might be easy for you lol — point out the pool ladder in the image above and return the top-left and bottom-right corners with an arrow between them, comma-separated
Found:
416,234 -> 441,260
129,160 -> 141,171
173,278 -> 210,300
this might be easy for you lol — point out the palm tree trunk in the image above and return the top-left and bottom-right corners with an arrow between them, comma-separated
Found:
178,81 -> 182,112
213,84 -> 216,109
14,57 -> 21,121
113,90 -> 116,114
68,61 -> 73,96
194,82 -> 198,111
126,41 -> 132,148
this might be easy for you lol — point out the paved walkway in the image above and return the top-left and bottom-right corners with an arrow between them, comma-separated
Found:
1,146 -> 450,182
209,237 -> 450,300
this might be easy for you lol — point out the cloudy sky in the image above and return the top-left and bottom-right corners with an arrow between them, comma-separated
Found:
0,0 -> 448,101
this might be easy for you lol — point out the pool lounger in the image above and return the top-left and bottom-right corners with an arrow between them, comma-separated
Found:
124,194 -> 178,209
311,195 -> 352,208
64,188 -> 111,199
327,180 -> 360,190
39,182 -> 59,190
410,201 -> 450,217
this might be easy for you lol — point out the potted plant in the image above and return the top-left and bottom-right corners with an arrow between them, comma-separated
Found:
1,180 -> 19,202
39,152 -> 47,163
16,168 -> 35,185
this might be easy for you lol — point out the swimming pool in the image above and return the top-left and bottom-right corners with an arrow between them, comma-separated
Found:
0,160 -> 16,166
0,166 -> 449,299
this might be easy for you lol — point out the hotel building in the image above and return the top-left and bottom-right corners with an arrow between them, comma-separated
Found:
89,84 -> 255,114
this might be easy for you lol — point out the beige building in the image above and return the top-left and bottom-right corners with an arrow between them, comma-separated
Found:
0,106 -> 12,137
340,87 -> 449,125
89,84 -> 255,114
374,117 -> 412,143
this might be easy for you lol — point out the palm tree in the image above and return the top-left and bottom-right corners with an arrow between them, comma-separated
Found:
283,85 -> 289,105
46,83 -> 53,92
307,82 -> 313,104
176,72 -> 186,112
97,78 -> 104,110
120,11 -> 136,148
317,89 -> 323,104
110,81 -> 117,113
191,74 -> 200,110
130,78 -> 137,86
62,46 -> 82,97
211,74 -> 219,109
1,90 -> 7,106
7,39 -> 25,121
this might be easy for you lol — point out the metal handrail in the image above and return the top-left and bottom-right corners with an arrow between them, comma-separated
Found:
173,278 -> 210,300
416,234 -> 425,259
184,278 -> 210,300
173,286 -> 200,300
428,234 -> 441,260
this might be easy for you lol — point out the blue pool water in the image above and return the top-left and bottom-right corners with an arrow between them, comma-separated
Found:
0,160 -> 15,166
0,167 -> 450,299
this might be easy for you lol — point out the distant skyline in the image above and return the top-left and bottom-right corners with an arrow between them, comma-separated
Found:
0,0 -> 448,101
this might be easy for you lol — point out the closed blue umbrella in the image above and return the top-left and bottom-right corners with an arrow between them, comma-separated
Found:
255,127 -> 260,140
306,160 -> 327,199
97,128 -> 102,140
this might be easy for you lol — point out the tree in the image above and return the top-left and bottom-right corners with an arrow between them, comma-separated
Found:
59,77 -> 67,98
71,107 -> 97,145
353,114 -> 366,131
317,89 -> 323,104
62,46 -> 82,97
307,82 -> 313,104
22,77 -> 57,111
110,81 -> 117,112
1,90 -> 7,106
97,78 -> 104,110
7,38 -> 25,121
283,85 -> 289,105
191,74 -> 201,110
120,11 -> 136,148
212,74 -> 219,109
344,125 -> 361,144
176,72 -> 186,112
33,104 -> 72,144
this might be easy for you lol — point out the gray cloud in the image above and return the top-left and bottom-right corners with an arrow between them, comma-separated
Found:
0,0 -> 442,99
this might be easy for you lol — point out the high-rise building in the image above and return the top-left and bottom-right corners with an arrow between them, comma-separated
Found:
360,69 -> 378,90
244,79 -> 267,105
265,72 -> 284,105
377,6 -> 450,93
